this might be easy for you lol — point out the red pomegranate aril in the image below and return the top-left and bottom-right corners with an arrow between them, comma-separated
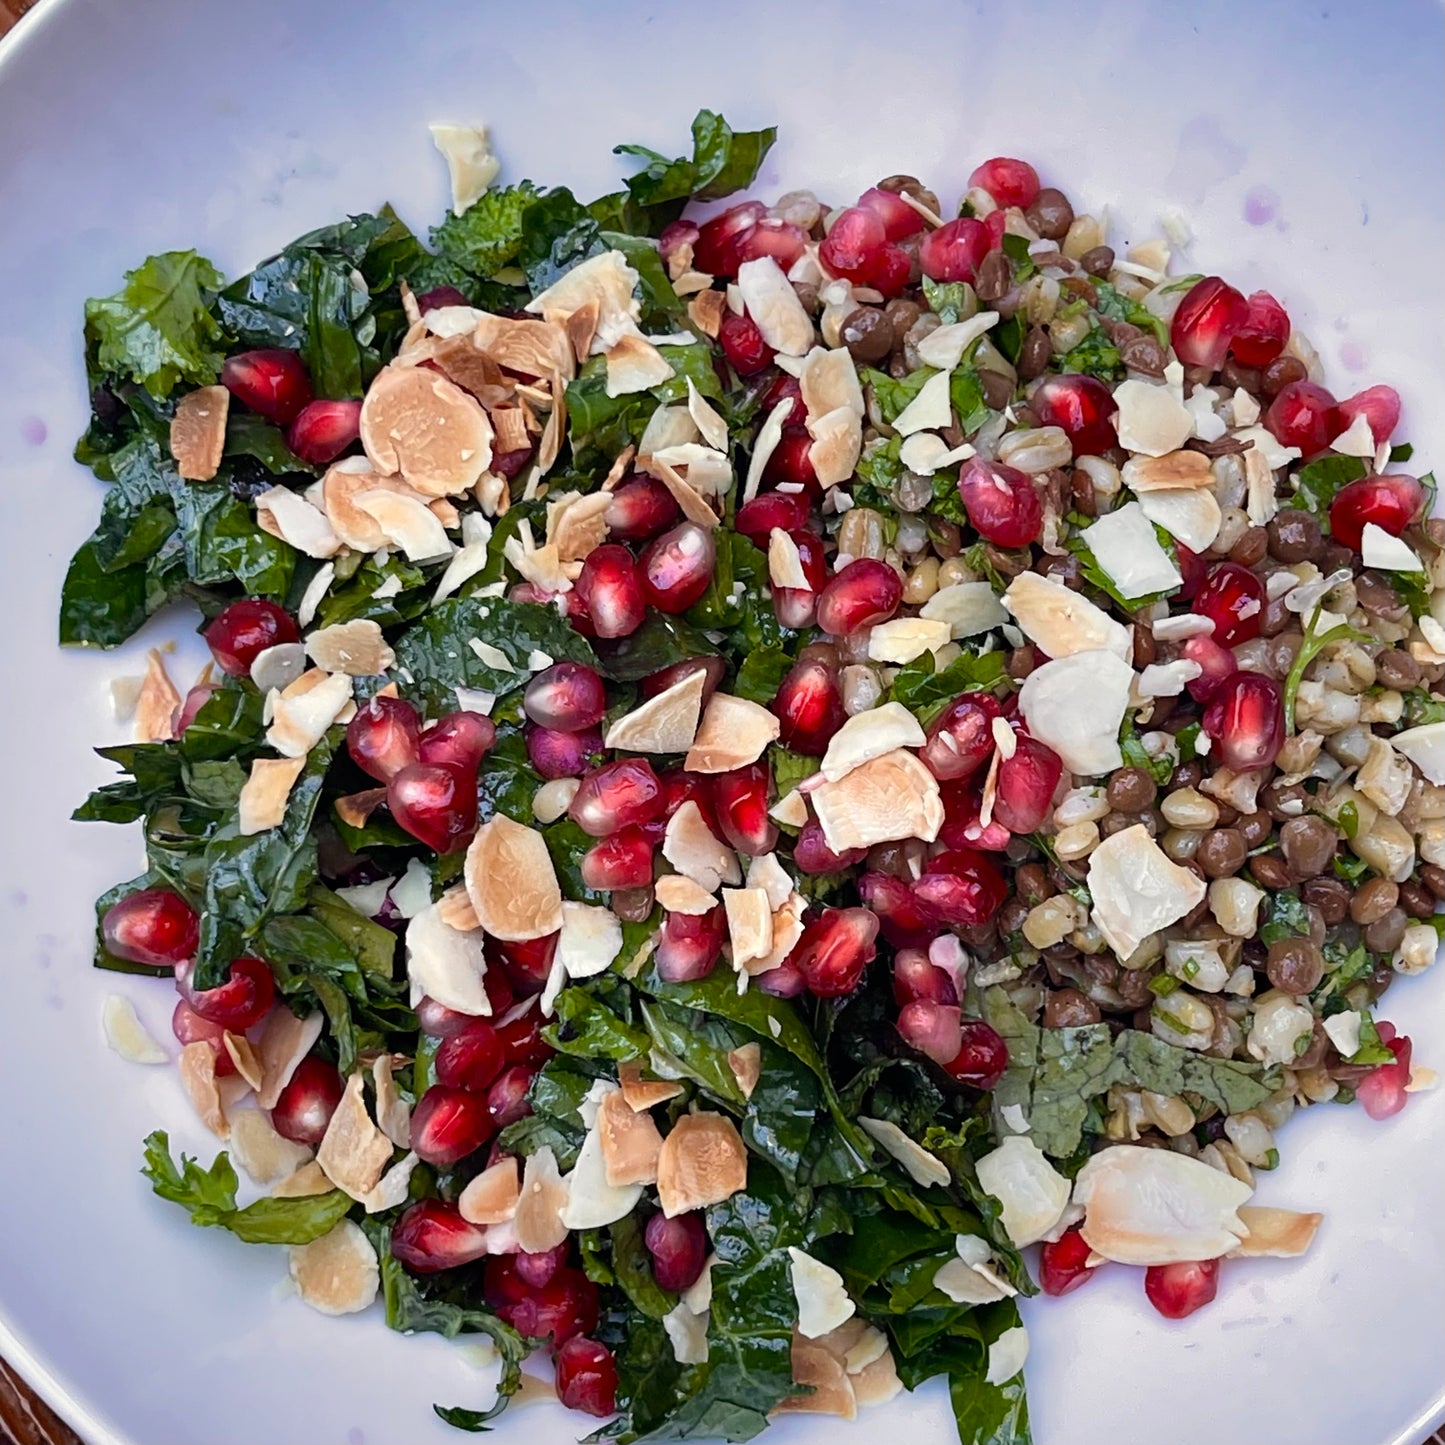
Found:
893,949 -> 959,1007
172,681 -> 215,736
717,310 -> 775,376
958,458 -> 1043,548
968,157 -> 1041,210
914,849 -> 1008,928
1029,374 -> 1117,456
221,348 -> 313,426
495,1007 -> 552,1067
416,994 -> 477,1039
857,186 -> 926,242
581,827 -> 655,890
790,906 -> 879,998
1182,634 -> 1239,704
1202,671 -> 1283,773
919,217 -> 990,283
484,1253 -> 529,1310
1145,1258 -> 1221,1320
525,1268 -> 601,1350
495,933 -> 559,999
513,1243 -> 570,1291
493,445 -> 534,478
527,724 -> 604,780
1264,379 -> 1338,455
487,1063 -> 538,1128
1229,291 -> 1291,368
570,759 -> 665,837
819,205 -> 888,285
792,819 -> 867,874
655,905 -> 727,982
271,1055 -> 345,1144
1328,473 -> 1425,552
1357,1033 -> 1412,1121
178,955 -> 275,1031
1175,541 -> 1209,600
347,695 -> 422,782
816,558 -> 903,637
411,1084 -> 494,1166
575,545 -> 647,638
434,1019 -> 505,1093
1335,384 -> 1401,447
992,734 -> 1063,834
285,399 -> 362,465
1169,277 -> 1249,371
944,1019 -> 1009,1088
757,958 -> 807,997
735,218 -> 809,271
419,711 -> 496,772
204,598 -> 300,676
641,655 -> 727,706
170,1000 -> 237,1075
524,662 -> 607,733
938,782 -> 1013,852
606,474 -> 681,541
639,522 -> 717,613
762,371 -> 804,412
1039,1226 -> 1095,1296
763,429 -> 820,491
644,1210 -> 709,1292
511,581 -> 557,607
1191,561 -> 1266,648
391,1200 -> 489,1274
644,769 -> 718,844
735,490 -> 811,548
712,763 -> 778,856
860,871 -> 936,950
482,969 -> 515,1018
921,692 -> 1001,781
694,200 -> 767,276
388,762 -> 478,854
868,243 -> 912,299
897,1000 -> 964,1065
102,888 -> 199,967
983,209 -> 1007,252
659,219 -> 701,266
772,657 -> 846,755
416,285 -> 471,313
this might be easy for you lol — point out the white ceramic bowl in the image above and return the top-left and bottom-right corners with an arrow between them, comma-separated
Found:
0,1 -> 1442,1442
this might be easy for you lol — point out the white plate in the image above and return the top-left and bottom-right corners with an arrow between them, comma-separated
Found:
0,1 -> 1442,1442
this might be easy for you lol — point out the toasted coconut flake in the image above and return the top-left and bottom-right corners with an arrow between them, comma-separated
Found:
866,617 -> 953,665
298,562 -> 335,628
465,815 -> 564,942
753,892 -> 808,975
655,874 -> 719,915
663,1301 -> 710,1365
179,1042 -> 228,1137
916,312 -> 1000,372
170,384 -> 229,480
538,372 -> 567,474
892,369 -> 953,436
526,251 -> 641,352
857,1116 -> 949,1188
606,669 -> 707,754
459,1156 -> 521,1226
637,403 -> 699,463
686,377 -> 730,451
360,366 -> 493,496
685,693 -> 781,773
565,298 -> 601,365
491,403 -> 531,455
1122,448 -> 1214,492
257,1007 -> 325,1109
743,397 -> 794,504
266,670 -> 353,757
598,1086 -> 665,1187
1087,823 -> 1207,961
436,885 -> 481,932
547,490 -> 612,563
820,703 -> 927,782
1080,501 -> 1183,599
429,122 -> 500,213
1113,377 -> 1193,456
736,256 -> 814,356
1231,1205 -> 1323,1258
789,1247 -> 856,1339
985,1325 -> 1029,1387
474,313 -> 575,384
1135,484 -> 1223,554
317,1070 -> 396,1203
406,901 -> 493,1015
372,1055 -> 411,1148
289,1220 -> 379,1316
726,1042 -> 762,1100
355,489 -> 454,562
662,801 -> 742,891
975,1136 -> 1072,1246
272,1160 -> 334,1198
256,485 -> 343,558
606,332 -> 675,397
775,1335 -> 857,1419
653,442 -> 732,498
305,619 -> 396,677
229,1106 -> 313,1185
102,994 -> 168,1065
251,642 -> 307,696
514,1146 -> 571,1252
422,333 -> 512,406
1018,651 -> 1134,777
619,1059 -> 685,1111
768,528 -> 809,591
556,900 -> 624,988
650,458 -> 720,530
1003,571 -> 1132,662
800,346 -> 865,421
237,755 -> 308,836
657,1111 -> 748,1217
934,1254 -> 1011,1305
223,1032 -> 264,1091
807,406 -> 863,489
360,1150 -> 421,1214
320,462 -> 418,551
745,853 -> 794,911
688,288 -> 727,338
850,1346 -> 902,1407
335,787 -> 388,829
811,749 -> 944,854
134,650 -> 180,743
770,788 -> 810,829
722,889 -> 773,974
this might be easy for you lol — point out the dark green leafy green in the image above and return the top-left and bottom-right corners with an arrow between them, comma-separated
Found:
733,645 -> 791,704
429,182 -> 542,276
614,109 -> 777,211
890,648 -> 1008,720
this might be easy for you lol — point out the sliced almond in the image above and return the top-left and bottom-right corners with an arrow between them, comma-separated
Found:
316,1070 -> 395,1203
406,901 -> 493,1015
320,462 -> 420,551
651,442 -> 732,498
657,1111 -> 748,1217
170,384 -> 229,480
770,789 -> 810,829
272,1160 -> 334,1198
355,489 -> 454,562
598,1086 -> 665,1187
223,1032 -> 264,1091
436,885 -> 481,932
686,377 -> 729,451
810,749 -> 944,854
423,333 -> 512,406
538,371 -> 567,474
819,703 -> 926,783
289,1220 -> 379,1316
807,406 -> 863,488
606,669 -> 707,754
237,754 -> 307,836
371,1054 -> 411,1149
335,787 -> 388,829
1231,1205 -> 1323,1258
1121,449 -> 1214,492
1018,651 -> 1134,777
736,256 -> 814,357
1135,484 -> 1223,554
526,251 -> 640,353
514,1146 -> 570,1252
546,490 -> 612,563
266,670 -> 353,757
774,1334 -> 857,1419
727,1042 -> 762,1100
134,650 -> 180,744
1002,571 -> 1132,663
102,994 -> 168,1065
618,1060 -> 684,1112
474,313 -> 576,383
688,288 -> 726,338
256,485 -> 343,558
745,853 -> 794,911
743,397 -> 794,503
653,457 -> 721,529
305,619 -> 396,677
360,366 -> 494,496
464,815 -> 564,942
866,617 -> 952,665
975,1136 -> 1072,1246
228,1106 -> 313,1186
799,346 -> 865,422
768,528 -> 810,590
179,1041 -> 228,1137
256,1007 -> 325,1109
662,801 -> 741,892
606,332 -> 675,397
722,888 -> 773,973
685,693 -> 781,773
655,873 -> 719,915
459,1156 -> 521,1226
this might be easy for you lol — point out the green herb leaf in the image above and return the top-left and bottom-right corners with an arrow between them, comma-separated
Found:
615,109 -> 777,211
733,644 -> 792,704
429,182 -> 543,276
889,648 -> 1008,721
1260,890 -> 1311,946
1295,454 -> 1368,518
1119,719 -> 1173,785
1283,604 -> 1372,731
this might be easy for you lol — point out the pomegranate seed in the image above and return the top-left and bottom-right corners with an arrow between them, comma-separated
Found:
968,158 -> 1041,210
1329,473 -> 1425,551
938,782 -> 1013,852
1191,562 -> 1266,648
285,399 -> 362,466
816,558 -> 903,637
792,819 -> 867,874
271,1055 -> 344,1143
1335,384 -> 1401,448
913,849 -> 1008,928
763,429 -> 820,492
772,529 -> 829,630
1264,380 -> 1338,455
644,1210 -> 708,1291
1174,541 -> 1209,600
1182,634 -> 1239,704
867,244 -> 912,299
493,445 -> 534,478
893,950 -> 958,1006
484,1253 -> 530,1310
1202,671 -> 1283,773
857,186 -> 926,242
694,200 -> 767,276
495,1008 -> 550,1067
581,827 -> 655,890
1229,291 -> 1291,369
897,1000 -> 965,1065
391,1200 -> 489,1274
411,1084 -> 494,1165
1169,277 -> 1249,371
221,348 -> 313,426
1029,374 -> 1117,456
172,681 -> 214,736
717,310 -> 775,376
642,769 -> 718,845
416,285 -> 470,313
919,217 -> 990,283
570,759 -> 665,837
757,958 -> 807,997
921,692 -> 1001,781
771,657 -> 845,755
958,458 -> 1043,548
486,1063 -> 538,1128
656,905 -> 727,982
514,1243 -> 570,1290
518,1267 -> 600,1350
712,763 -> 777,855
1145,1258 -> 1220,1319
790,906 -> 879,997
762,371 -> 804,411
992,734 -> 1063,834
819,206 -> 888,285
527,725 -> 603,779
434,1019 -> 505,1093
606,474 -> 680,542
639,522 -> 717,613
735,491 -> 811,548
983,209 -> 1007,251
101,888 -> 198,968
176,955 -> 274,1031
859,871 -> 936,950
510,581 -> 557,607
524,663 -> 607,733
418,711 -> 496,772
640,656 -> 726,705
387,762 -> 478,854
1357,1033 -> 1412,1120
944,1019 -> 1009,1088
734,218 -> 809,271
575,545 -> 647,638
1039,1226 -> 1095,1296
171,1000 -> 237,1075
204,598 -> 300,676
482,969 -> 515,1017
347,695 -> 422,782
495,935 -> 558,999
659,219 -> 700,265
416,995 -> 478,1039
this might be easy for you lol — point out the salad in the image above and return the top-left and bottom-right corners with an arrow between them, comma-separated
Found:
67,109 -> 1440,1443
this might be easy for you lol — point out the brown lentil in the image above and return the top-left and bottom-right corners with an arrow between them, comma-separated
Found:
1219,357 -> 1263,394
1196,828 -> 1248,879
1119,333 -> 1167,376
1039,554 -> 1083,590
1265,937 -> 1325,994
1398,879 -> 1437,920
1026,188 -> 1074,240
1080,245 -> 1115,276
1015,862 -> 1052,907
1018,326 -> 1053,380
1171,760 -> 1206,791
877,174 -> 941,216
974,249 -> 1012,302
979,369 -> 1015,410
1421,864 -> 1445,900
1006,645 -> 1038,681
1363,907 -> 1408,954
1266,509 -> 1323,564
1236,810 -> 1273,848
1294,1020 -> 1329,1071
1260,596 -> 1293,637
1116,968 -> 1155,1009
996,898 -> 1030,938
1262,355 -> 1308,396
1043,988 -> 1102,1028
1106,767 -> 1157,813
1316,541 -> 1355,576
884,297 -> 922,335
1263,780 -> 1309,823
611,886 -> 655,922
1301,876 -> 1350,926
1229,526 -> 1269,568
1350,877 -> 1399,925
930,520 -> 962,557
839,307 -> 894,364
1250,854 -> 1293,890
1132,626 -> 1157,669
1279,815 -> 1338,878
1376,648 -> 1422,690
